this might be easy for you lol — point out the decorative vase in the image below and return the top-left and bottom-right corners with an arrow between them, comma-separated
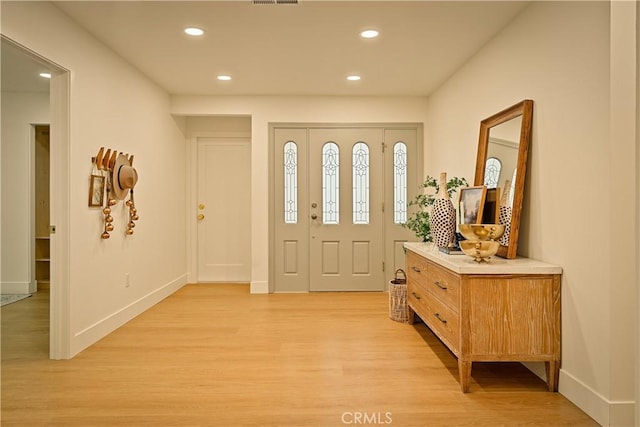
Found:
498,179 -> 512,246
430,172 -> 457,248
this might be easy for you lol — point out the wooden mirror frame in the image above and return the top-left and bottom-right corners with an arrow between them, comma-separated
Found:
473,99 -> 533,259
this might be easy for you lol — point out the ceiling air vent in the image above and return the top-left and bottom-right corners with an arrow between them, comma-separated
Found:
252,0 -> 298,4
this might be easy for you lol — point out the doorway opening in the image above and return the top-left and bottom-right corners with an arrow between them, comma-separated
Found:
1,35 -> 71,359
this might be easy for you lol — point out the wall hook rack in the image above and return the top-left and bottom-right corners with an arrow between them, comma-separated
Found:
91,146 -> 139,239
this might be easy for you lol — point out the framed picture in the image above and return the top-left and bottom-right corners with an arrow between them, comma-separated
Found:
89,174 -> 105,207
458,186 -> 487,224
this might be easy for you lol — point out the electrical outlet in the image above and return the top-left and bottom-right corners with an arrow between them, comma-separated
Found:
125,273 -> 130,287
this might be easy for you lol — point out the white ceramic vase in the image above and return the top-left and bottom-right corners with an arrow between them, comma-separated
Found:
430,172 -> 456,248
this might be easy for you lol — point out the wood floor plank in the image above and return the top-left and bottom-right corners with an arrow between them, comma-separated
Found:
2,284 -> 598,426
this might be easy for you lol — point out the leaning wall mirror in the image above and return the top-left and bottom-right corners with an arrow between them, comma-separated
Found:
473,99 -> 533,259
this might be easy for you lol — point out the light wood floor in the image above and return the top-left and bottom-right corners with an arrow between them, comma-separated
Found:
1,284 -> 598,426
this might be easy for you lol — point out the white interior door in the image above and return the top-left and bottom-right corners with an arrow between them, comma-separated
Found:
308,128 -> 384,291
197,138 -> 251,282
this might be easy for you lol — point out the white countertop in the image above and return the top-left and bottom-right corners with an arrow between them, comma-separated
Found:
404,242 -> 562,275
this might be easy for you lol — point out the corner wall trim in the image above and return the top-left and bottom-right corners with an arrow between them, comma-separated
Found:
559,369 -> 636,426
251,280 -> 269,294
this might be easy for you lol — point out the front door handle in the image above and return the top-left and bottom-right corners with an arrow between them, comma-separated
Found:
311,214 -> 318,220
197,214 -> 205,220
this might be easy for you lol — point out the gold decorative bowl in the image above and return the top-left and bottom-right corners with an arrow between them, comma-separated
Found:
458,224 -> 505,241
459,240 -> 500,262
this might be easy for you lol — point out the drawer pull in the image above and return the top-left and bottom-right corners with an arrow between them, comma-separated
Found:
411,291 -> 421,300
433,280 -> 447,290
411,266 -> 422,273
434,313 -> 447,324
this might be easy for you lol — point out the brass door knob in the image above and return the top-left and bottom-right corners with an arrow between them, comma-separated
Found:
197,214 -> 205,220
198,204 -> 205,210
311,214 -> 318,220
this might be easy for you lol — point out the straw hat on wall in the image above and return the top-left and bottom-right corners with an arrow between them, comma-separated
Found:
112,154 -> 138,200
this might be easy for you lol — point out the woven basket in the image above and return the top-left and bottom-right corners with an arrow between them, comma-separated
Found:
389,269 -> 408,323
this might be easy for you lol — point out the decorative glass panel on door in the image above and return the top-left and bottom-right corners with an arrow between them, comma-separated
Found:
393,142 -> 407,224
283,141 -> 298,224
322,142 -> 339,224
352,142 -> 369,224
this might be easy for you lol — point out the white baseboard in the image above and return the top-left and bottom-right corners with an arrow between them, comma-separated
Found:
610,403 -> 637,427
520,363 -> 636,426
1,281 -> 31,294
70,274 -> 188,357
250,280 -> 269,294
559,369 -> 636,427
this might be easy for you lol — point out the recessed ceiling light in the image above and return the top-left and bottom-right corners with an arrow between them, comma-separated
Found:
217,75 -> 232,81
39,72 -> 52,79
184,27 -> 204,36
360,29 -> 379,39
347,75 -> 361,81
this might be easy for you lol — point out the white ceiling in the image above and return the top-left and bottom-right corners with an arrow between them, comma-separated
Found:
3,1 -> 530,96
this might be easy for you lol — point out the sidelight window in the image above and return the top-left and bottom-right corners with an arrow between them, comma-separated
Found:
393,142 -> 407,224
283,141 -> 298,224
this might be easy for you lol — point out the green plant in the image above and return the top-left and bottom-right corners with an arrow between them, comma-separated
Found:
402,175 -> 468,242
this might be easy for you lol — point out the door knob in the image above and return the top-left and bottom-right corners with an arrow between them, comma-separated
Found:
311,214 -> 318,220
197,214 -> 205,220
198,204 -> 205,210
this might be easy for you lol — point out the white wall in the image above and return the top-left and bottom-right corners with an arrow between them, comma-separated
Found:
0,91 -> 50,294
1,2 -> 188,357
425,2 -> 636,426
171,95 -> 428,293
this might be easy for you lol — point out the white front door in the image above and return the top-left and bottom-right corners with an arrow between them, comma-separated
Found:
197,138 -> 251,282
308,128 -> 384,291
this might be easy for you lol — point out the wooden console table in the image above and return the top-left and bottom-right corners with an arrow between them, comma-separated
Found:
404,242 -> 562,393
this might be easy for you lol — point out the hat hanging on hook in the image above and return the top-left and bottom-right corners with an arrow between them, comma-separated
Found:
112,153 -> 138,200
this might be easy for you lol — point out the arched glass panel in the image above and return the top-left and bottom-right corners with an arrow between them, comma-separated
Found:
283,141 -> 297,224
393,142 -> 408,224
322,142 -> 340,224
484,157 -> 502,188
352,142 -> 369,224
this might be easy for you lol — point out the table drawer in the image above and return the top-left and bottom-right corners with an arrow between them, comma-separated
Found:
406,250 -> 429,287
425,262 -> 460,312
407,280 -> 460,354
422,292 -> 460,354
407,279 -> 430,315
